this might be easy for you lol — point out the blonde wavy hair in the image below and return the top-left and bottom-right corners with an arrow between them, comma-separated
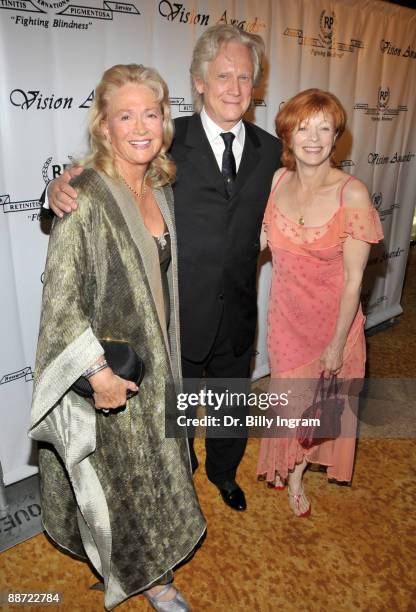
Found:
84,64 -> 175,188
190,25 -> 265,113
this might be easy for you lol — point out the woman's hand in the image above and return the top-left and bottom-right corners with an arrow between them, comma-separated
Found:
320,342 -> 344,379
89,367 -> 138,410
48,166 -> 83,218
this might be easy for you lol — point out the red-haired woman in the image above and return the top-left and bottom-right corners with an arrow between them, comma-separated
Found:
257,89 -> 383,517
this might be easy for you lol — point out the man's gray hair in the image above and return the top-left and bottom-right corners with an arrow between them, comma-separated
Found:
190,24 -> 265,113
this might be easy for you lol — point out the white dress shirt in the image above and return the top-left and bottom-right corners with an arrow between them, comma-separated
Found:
200,107 -> 245,172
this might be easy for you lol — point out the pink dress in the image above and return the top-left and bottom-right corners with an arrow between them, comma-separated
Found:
257,171 -> 383,483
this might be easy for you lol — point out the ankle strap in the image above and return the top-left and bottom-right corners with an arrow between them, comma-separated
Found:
152,585 -> 174,601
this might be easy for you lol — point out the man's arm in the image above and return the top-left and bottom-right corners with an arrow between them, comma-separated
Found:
42,166 -> 84,218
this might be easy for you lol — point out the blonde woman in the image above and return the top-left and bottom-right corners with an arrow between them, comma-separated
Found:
31,64 -> 205,610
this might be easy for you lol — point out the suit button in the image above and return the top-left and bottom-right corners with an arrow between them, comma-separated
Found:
219,294 -> 224,300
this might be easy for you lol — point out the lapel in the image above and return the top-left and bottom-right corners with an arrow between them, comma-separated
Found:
182,115 -> 262,201
183,114 -> 228,199
231,120 -> 261,198
97,171 -> 170,356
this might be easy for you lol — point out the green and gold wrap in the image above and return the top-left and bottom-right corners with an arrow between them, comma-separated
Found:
30,168 -> 206,609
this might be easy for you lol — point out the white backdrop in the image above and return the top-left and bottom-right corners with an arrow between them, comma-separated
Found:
1,0 -> 415,485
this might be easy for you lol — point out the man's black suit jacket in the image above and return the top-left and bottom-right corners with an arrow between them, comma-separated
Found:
171,114 -> 282,362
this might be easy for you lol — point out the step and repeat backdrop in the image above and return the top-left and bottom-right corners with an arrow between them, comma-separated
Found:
1,0 -> 415,485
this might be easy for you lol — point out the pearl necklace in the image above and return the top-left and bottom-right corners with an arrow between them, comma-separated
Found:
119,173 -> 147,200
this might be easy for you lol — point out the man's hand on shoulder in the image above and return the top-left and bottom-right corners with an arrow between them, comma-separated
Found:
48,165 -> 84,218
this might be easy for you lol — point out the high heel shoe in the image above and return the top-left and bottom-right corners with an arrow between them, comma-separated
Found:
143,585 -> 190,611
288,488 -> 311,518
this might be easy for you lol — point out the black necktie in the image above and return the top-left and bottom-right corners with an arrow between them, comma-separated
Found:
220,132 -> 236,197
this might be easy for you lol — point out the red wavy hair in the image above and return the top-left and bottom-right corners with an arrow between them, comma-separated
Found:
276,88 -> 346,170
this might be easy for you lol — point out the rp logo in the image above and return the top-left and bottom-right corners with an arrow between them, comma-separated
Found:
319,10 -> 336,46
371,192 -> 383,210
42,156 -> 74,184
377,87 -> 390,110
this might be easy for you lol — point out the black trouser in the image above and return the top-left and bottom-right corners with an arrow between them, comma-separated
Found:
181,309 -> 252,487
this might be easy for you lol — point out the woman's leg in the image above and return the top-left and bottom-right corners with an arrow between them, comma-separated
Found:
287,457 -> 311,517
144,571 -> 190,610
145,570 -> 174,600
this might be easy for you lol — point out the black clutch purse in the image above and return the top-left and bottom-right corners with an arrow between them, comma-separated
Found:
72,339 -> 145,399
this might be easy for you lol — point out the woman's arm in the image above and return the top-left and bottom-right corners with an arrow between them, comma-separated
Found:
320,179 -> 372,378
320,235 -> 370,377
82,355 -> 138,410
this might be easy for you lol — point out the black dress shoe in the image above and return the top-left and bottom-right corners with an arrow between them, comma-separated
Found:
217,481 -> 247,511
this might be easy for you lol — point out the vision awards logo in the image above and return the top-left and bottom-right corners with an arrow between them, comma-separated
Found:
354,86 -> 407,122
158,1 -> 209,25
158,2 -> 266,33
283,9 -> 364,59
368,151 -> 415,165
216,9 -> 266,33
1,0 -> 140,32
371,192 -> 400,222
367,247 -> 405,267
0,366 -> 33,385
10,89 -> 94,110
380,39 -> 416,60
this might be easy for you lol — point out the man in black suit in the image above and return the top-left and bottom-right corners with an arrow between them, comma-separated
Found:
44,25 -> 281,511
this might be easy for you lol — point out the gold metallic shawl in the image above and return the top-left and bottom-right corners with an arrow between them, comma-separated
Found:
30,168 -> 205,609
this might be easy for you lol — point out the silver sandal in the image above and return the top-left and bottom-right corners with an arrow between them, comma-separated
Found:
143,584 -> 190,611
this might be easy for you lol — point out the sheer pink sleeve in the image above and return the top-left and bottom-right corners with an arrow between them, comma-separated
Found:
341,205 -> 384,243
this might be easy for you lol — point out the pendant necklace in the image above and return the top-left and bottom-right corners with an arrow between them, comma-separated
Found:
119,173 -> 147,200
295,189 -> 306,226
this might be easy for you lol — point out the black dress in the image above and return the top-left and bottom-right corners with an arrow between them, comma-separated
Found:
154,231 -> 171,328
